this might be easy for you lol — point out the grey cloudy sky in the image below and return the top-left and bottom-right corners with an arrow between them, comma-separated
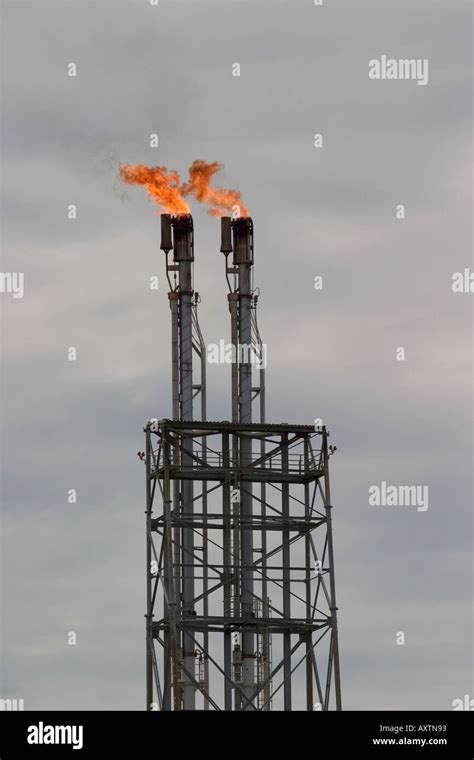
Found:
1,0 -> 472,710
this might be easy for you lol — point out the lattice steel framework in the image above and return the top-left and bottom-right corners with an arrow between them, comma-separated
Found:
144,214 -> 342,710
145,420 -> 342,710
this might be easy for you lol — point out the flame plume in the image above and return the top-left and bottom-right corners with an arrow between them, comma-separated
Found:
119,164 -> 190,215
119,160 -> 248,217
182,160 -> 249,218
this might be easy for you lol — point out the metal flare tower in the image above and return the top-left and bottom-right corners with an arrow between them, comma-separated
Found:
144,214 -> 342,711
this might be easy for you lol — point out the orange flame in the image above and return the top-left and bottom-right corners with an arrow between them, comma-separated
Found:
119,160 -> 248,217
182,160 -> 249,218
119,164 -> 190,215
